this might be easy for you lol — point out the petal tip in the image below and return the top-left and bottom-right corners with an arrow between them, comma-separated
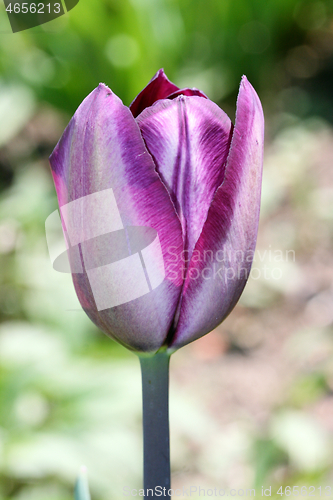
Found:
130,68 -> 179,117
97,82 -> 113,95
237,76 -> 264,122
149,68 -> 168,84
239,75 -> 254,94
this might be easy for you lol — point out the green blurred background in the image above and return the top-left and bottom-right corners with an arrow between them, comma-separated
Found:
1,0 -> 333,498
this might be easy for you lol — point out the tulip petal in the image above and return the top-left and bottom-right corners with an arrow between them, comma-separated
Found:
171,76 -> 264,348
50,83 -> 184,353
167,88 -> 208,100
130,69 -> 179,118
137,95 -> 232,259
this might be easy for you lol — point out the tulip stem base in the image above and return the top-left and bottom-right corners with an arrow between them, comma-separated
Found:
139,351 -> 171,500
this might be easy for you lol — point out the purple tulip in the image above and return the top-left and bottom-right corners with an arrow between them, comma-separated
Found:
49,69 -> 264,354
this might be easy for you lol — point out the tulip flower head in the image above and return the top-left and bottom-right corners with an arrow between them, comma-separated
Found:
49,69 -> 264,354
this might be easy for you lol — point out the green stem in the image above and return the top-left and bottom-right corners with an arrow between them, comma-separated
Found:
139,351 -> 171,499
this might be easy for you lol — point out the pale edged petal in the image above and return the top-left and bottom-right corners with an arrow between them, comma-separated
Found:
170,76 -> 264,348
130,69 -> 179,118
49,83 -> 184,353
137,95 -> 232,259
167,88 -> 208,100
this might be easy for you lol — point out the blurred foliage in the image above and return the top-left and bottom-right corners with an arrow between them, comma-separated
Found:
1,0 -> 333,118
1,0 -> 333,499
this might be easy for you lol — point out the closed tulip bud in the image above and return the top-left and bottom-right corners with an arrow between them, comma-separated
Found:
49,69 -> 264,354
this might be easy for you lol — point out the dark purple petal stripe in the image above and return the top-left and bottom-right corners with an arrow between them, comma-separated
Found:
137,96 -> 232,261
